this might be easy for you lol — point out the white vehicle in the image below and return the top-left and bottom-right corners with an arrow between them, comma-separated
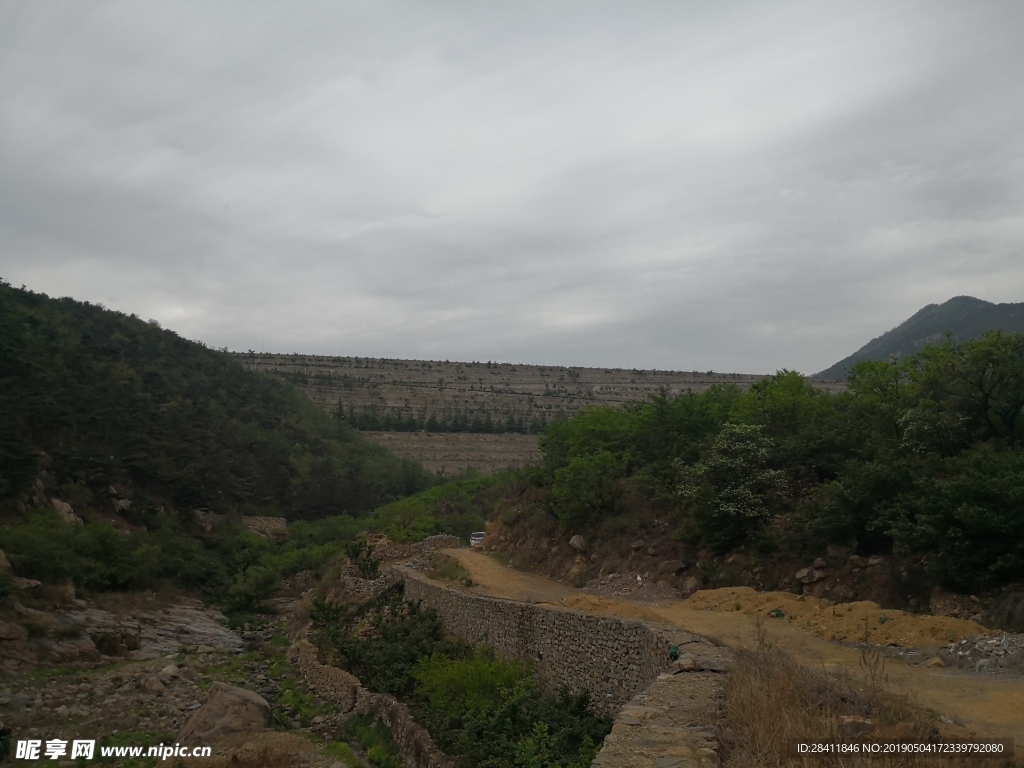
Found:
469,531 -> 486,547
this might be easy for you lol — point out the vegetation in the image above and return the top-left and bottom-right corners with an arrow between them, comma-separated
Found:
722,627 -> 984,768
0,279 -> 433,514
536,332 -> 1024,590
312,586 -> 610,768
0,280 -> 491,602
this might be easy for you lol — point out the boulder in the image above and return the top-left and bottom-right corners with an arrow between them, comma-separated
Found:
813,557 -> 828,569
143,678 -> 166,692
674,654 -> 701,672
0,621 -> 28,642
114,498 -> 132,512
796,568 -> 826,584
569,535 -> 586,552
683,576 -> 701,593
631,539 -> 646,551
178,682 -> 272,746
51,499 -> 82,526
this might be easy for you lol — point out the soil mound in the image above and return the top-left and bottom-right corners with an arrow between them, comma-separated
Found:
560,595 -> 664,623
687,587 -> 988,647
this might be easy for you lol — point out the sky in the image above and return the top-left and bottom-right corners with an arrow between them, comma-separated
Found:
2,1 -> 1022,374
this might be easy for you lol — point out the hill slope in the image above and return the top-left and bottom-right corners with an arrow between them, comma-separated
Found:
818,296 -> 1024,378
0,281 -> 433,519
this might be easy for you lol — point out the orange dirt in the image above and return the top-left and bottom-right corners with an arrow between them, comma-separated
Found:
442,548 -> 1024,749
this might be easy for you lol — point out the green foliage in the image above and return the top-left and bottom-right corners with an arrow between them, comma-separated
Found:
372,473 -> 500,543
0,280 -> 434,514
884,443 -> 1024,589
532,332 -> 1024,590
312,587 -> 609,768
313,586 -> 473,699
345,539 -> 380,578
548,450 -> 622,528
341,716 -> 404,768
228,565 -> 281,610
677,424 -> 785,552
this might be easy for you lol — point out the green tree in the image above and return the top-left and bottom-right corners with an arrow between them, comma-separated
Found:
677,424 -> 785,551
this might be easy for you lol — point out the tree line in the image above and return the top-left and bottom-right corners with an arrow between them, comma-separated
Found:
537,331 -> 1024,591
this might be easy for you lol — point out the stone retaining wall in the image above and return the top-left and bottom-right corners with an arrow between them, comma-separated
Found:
401,569 -> 673,715
295,637 -> 457,768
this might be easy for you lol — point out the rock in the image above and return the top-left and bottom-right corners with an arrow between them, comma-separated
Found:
925,656 -> 945,668
114,498 -> 132,512
631,539 -> 645,551
51,499 -> 83,526
144,678 -> 166,692
9,693 -> 32,709
867,555 -> 884,566
683,576 -> 701,593
569,535 -> 587,551
847,555 -> 867,568
675,654 -> 701,672
837,715 -> 875,739
55,705 -> 70,716
197,644 -> 217,653
796,568 -> 826,584
813,557 -> 828,569
160,664 -> 180,678
178,682 -> 272,746
0,549 -> 11,573
0,621 -> 28,642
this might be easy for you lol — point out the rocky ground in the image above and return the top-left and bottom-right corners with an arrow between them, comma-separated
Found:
0,593 -> 373,768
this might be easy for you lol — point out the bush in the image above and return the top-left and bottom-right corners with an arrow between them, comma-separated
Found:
228,565 -> 281,610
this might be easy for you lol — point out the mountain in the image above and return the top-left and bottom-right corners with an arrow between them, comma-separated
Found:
816,296 -> 1024,379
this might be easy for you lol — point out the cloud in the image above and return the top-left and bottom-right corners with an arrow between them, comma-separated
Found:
2,0 -> 1023,373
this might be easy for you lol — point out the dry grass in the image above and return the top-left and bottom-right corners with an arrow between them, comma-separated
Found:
719,619 -> 1017,768
425,553 -> 474,587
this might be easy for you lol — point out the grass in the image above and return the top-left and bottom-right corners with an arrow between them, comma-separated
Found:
343,716 -> 404,768
424,553 -> 473,586
719,622 -> 1015,768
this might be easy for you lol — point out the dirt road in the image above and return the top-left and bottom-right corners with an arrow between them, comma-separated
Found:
443,548 -> 1024,748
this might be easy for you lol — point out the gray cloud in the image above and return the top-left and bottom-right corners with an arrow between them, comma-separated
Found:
2,0 -> 1023,373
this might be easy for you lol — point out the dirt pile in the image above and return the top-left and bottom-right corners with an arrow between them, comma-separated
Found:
687,587 -> 988,647
559,595 -> 665,623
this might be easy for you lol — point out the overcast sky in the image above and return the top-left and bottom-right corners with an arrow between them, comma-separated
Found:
2,2 -> 1022,374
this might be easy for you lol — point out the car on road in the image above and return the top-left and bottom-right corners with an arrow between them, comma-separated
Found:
470,531 -> 486,547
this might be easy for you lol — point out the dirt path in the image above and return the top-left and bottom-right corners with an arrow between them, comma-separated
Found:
443,549 -> 1024,748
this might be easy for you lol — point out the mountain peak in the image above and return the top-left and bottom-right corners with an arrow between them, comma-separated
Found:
816,296 -> 1024,378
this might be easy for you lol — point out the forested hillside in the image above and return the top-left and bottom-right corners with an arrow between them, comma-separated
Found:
817,296 -> 1024,378
0,280 -> 433,518
528,331 -> 1024,591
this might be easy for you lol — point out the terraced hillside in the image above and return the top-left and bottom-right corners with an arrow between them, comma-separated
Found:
362,432 -> 542,476
239,353 -> 846,474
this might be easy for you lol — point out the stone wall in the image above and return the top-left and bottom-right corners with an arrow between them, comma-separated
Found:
295,637 -> 457,768
401,569 -> 675,715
